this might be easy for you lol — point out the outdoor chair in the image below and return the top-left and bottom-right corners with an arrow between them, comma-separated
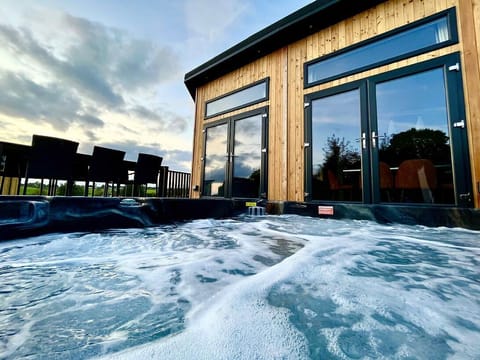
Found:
327,169 -> 353,200
23,135 -> 79,196
69,153 -> 92,196
85,146 -> 125,197
395,159 -> 437,203
133,153 -> 163,196
0,141 -> 30,195
379,161 -> 394,201
118,160 -> 136,196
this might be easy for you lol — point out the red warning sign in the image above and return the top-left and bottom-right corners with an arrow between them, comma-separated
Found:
318,206 -> 334,216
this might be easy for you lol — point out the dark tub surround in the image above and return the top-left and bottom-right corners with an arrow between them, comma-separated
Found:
1,197 -> 479,240
267,201 -> 480,230
0,197 -> 247,240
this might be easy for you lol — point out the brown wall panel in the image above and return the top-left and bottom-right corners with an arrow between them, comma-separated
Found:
457,0 -> 480,207
0,177 -> 19,195
287,39 -> 307,201
267,47 -> 289,201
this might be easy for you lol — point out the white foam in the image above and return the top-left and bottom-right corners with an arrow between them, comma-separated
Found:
2,215 -> 480,359
95,220 -> 365,359
98,230 -> 312,360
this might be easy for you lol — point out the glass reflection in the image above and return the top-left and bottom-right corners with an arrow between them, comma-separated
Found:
203,124 -> 228,196
308,16 -> 450,84
311,89 -> 362,201
206,82 -> 267,117
376,67 -> 454,204
232,115 -> 262,198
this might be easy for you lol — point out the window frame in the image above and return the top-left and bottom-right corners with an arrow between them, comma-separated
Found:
304,52 -> 472,207
204,78 -> 269,119
201,107 -> 269,199
304,80 -> 368,203
304,7 -> 458,88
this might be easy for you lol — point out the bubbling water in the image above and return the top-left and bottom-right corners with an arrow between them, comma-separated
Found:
1,215 -> 479,359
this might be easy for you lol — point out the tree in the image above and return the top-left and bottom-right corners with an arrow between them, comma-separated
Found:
379,128 -> 449,166
322,134 -> 361,174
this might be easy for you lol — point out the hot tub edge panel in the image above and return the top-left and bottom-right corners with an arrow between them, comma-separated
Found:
1,197 -> 479,240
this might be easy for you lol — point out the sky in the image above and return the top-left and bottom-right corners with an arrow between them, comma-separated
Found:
0,0 -> 313,172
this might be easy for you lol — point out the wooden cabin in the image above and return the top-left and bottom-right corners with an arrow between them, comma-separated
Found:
185,0 -> 480,209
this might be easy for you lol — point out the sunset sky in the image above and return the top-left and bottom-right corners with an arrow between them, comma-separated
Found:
0,0 -> 312,172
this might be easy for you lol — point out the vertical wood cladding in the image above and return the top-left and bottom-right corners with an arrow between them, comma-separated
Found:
190,0 -> 479,206
457,0 -> 480,207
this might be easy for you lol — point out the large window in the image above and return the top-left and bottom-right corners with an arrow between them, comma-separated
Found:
205,79 -> 269,118
305,8 -> 457,87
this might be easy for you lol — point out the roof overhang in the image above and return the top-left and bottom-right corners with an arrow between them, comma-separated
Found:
184,0 -> 387,99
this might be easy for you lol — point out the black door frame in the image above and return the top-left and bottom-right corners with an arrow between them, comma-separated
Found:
304,80 -> 368,202
201,107 -> 269,199
305,52 -> 472,207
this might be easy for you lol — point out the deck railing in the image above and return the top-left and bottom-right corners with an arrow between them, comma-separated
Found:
159,167 -> 191,198
1,167 -> 191,198
1,139 -> 191,198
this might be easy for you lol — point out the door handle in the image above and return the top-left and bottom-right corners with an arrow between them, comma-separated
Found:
371,131 -> 378,148
371,131 -> 387,148
356,133 -> 367,149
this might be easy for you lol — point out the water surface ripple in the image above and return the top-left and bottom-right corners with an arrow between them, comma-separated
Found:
0,215 -> 479,359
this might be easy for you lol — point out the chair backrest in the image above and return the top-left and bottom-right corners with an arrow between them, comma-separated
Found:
72,153 -> 91,181
26,135 -> 79,179
395,159 -> 437,190
134,153 -> 163,184
88,146 -> 125,182
118,160 -> 136,184
327,170 -> 341,190
0,142 -> 30,177
379,161 -> 393,189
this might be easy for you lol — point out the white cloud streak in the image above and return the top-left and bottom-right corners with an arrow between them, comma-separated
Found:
185,0 -> 249,41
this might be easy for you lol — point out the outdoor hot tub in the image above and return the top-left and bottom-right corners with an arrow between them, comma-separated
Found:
1,206 -> 479,359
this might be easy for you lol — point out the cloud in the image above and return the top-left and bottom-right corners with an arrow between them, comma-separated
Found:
0,10 -> 181,119
0,23 -> 125,108
0,71 -> 82,130
61,13 -> 180,92
83,130 -> 99,142
128,105 -> 188,133
77,114 -> 104,128
97,140 -> 192,172
184,0 -> 249,41
0,8 -> 190,152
